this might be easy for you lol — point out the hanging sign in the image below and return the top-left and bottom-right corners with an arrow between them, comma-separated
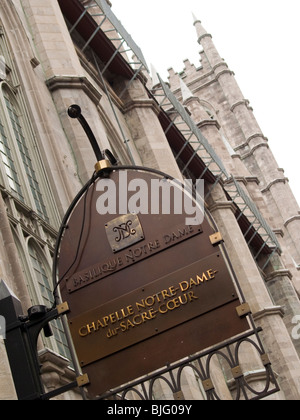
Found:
58,168 -> 249,398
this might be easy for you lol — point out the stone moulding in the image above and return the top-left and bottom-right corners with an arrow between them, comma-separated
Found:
46,75 -> 102,105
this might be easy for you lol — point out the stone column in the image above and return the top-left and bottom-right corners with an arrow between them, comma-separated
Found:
208,184 -> 300,399
119,77 -> 183,179
21,0 -> 106,183
193,16 -> 300,273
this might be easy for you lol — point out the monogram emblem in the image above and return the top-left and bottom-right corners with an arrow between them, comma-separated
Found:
113,220 -> 136,243
105,214 -> 144,253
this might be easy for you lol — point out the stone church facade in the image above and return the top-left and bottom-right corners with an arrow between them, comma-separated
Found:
0,0 -> 300,400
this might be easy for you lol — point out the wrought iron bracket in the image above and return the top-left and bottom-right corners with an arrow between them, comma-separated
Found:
68,104 -> 117,176
236,302 -> 252,318
209,232 -> 224,246
0,279 -> 78,400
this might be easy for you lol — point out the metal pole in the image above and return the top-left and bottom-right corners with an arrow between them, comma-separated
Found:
0,279 -> 73,400
68,104 -> 104,162
0,280 -> 44,400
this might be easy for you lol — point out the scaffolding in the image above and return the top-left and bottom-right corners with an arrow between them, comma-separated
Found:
153,75 -> 228,183
66,0 -> 148,90
150,75 -> 281,267
60,0 -> 281,269
224,178 -> 281,269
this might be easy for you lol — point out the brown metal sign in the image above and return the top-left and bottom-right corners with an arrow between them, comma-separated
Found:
58,169 -> 249,398
69,253 -> 236,366
66,221 -> 202,294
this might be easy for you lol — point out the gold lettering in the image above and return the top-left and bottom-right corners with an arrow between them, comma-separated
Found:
136,300 -> 146,312
97,319 -> 105,329
87,322 -> 97,334
169,286 -> 178,296
159,303 -> 168,314
119,308 -> 157,332
148,308 -> 157,319
141,312 -> 150,322
109,313 -> 117,324
178,294 -> 188,305
102,316 -> 109,327
120,305 -> 134,318
207,269 -> 218,279
161,289 -> 171,300
153,292 -> 163,303
115,311 -> 122,322
126,319 -> 135,329
120,319 -> 135,331
189,277 -> 198,287
77,268 -> 216,339
166,297 -> 180,311
179,281 -> 189,292
141,309 -> 157,322
179,269 -> 217,291
187,291 -> 199,302
106,328 -> 119,339
196,272 -> 208,283
132,314 -> 143,325
145,296 -> 155,306
79,326 -> 88,337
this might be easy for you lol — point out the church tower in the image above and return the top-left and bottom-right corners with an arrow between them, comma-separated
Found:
159,14 -> 300,398
191,15 -> 300,282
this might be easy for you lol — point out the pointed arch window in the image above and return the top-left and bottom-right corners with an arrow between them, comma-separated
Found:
28,241 -> 71,360
0,118 -> 23,201
0,83 -> 49,223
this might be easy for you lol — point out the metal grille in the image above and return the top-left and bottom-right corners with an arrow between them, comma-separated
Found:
71,0 -> 148,83
224,177 -> 281,268
97,328 -> 279,401
154,74 -> 228,182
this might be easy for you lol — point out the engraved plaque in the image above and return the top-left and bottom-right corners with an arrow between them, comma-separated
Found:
58,169 -> 250,398
105,213 -> 144,253
68,253 -> 238,367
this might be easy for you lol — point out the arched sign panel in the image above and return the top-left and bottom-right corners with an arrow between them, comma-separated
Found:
58,168 -> 249,398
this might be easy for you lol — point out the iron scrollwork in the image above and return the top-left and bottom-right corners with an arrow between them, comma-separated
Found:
97,328 -> 280,401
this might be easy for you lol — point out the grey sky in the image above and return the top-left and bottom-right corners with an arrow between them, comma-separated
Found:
111,0 -> 300,204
